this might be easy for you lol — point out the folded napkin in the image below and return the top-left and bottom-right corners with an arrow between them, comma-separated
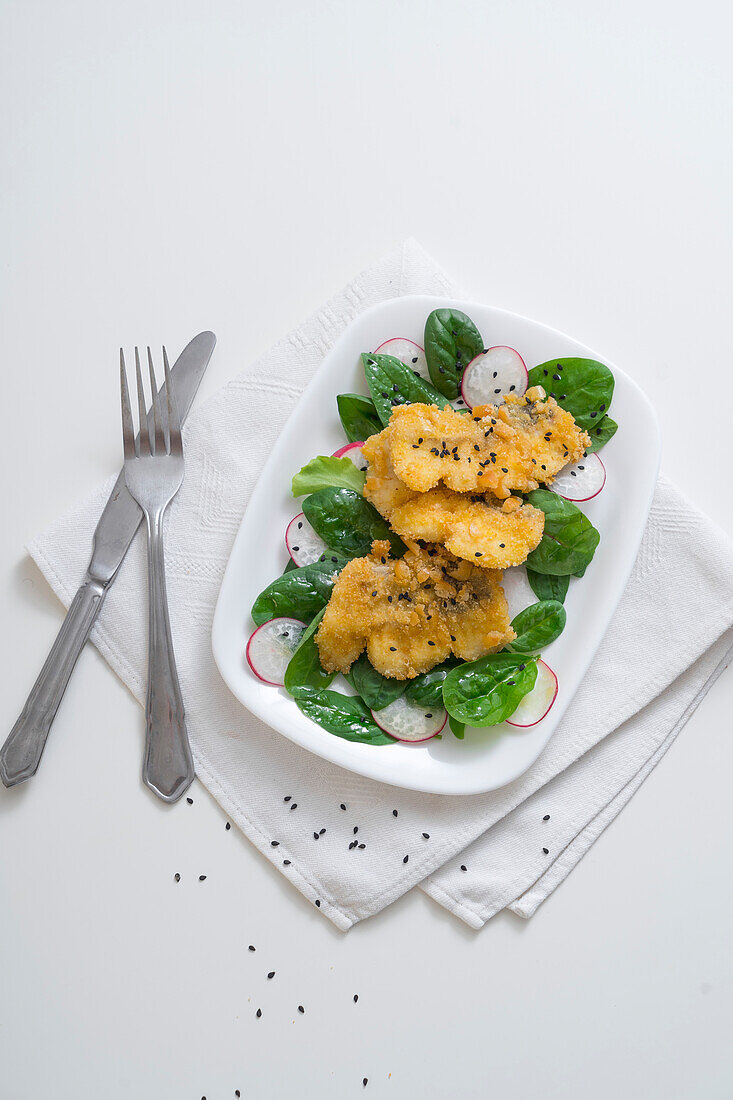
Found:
29,240 -> 733,930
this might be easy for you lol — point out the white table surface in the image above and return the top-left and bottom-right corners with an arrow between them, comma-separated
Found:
1,2 -> 732,1097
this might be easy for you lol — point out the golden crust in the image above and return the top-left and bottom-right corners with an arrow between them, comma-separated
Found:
315,541 -> 514,679
387,389 -> 590,499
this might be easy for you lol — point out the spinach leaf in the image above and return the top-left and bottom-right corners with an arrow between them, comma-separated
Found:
303,487 -> 406,559
292,455 -> 365,497
584,415 -> 618,454
508,600 -> 566,653
290,687 -> 394,745
337,392 -> 382,443
362,353 -> 451,427
345,654 -> 406,711
251,554 -> 348,626
525,490 -> 600,576
527,357 -> 614,433
404,658 -> 460,708
424,309 -> 484,399
448,715 -> 466,739
442,653 -> 537,726
284,609 -> 333,693
526,568 -> 570,604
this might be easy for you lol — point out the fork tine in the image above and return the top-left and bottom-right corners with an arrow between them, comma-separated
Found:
163,346 -> 182,456
134,347 -> 151,456
148,346 -> 166,455
119,349 -> 136,460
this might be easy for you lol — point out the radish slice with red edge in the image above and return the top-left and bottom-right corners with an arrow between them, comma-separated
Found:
286,513 -> 328,567
506,660 -> 558,727
246,617 -> 307,686
461,346 -> 528,409
374,338 -> 428,380
332,441 -> 367,472
371,696 -> 447,742
550,453 -> 606,502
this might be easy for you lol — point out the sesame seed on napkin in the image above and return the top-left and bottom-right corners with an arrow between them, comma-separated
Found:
28,239 -> 733,930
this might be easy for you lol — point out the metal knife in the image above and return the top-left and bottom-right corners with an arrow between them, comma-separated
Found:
0,331 -> 216,788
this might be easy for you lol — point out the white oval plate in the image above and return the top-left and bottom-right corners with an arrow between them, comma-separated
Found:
212,296 -> 660,795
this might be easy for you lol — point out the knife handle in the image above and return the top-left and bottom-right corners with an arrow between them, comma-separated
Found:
0,579 -> 106,787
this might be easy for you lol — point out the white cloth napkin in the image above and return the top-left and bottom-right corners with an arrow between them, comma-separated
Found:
28,239 -> 733,930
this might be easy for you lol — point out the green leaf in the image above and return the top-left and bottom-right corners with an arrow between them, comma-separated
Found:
525,490 -> 600,576
284,609 -> 333,693
526,568 -> 570,604
424,309 -> 484,399
442,653 -> 538,726
448,715 -> 466,739
508,600 -> 566,653
303,487 -> 406,559
290,687 -> 394,745
337,393 -> 382,443
292,455 -> 366,497
527,357 -> 614,433
362,353 -> 451,427
404,659 -> 460,708
251,554 -> 349,626
345,654 -> 406,711
584,415 -> 618,454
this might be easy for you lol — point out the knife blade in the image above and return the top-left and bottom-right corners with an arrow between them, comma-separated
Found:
0,331 -> 216,788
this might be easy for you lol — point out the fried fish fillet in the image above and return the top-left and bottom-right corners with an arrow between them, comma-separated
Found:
387,388 -> 591,498
315,540 -> 514,679
362,430 -> 545,569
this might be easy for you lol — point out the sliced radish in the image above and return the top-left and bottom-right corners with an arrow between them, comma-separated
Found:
506,660 -> 558,727
246,617 -> 307,686
371,696 -> 447,742
461,346 -> 528,409
550,453 -> 606,502
500,566 -> 537,620
332,440 -> 367,472
374,338 -> 428,379
286,513 -> 328,567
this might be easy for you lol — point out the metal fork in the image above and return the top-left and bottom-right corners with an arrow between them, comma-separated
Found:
120,347 -> 194,803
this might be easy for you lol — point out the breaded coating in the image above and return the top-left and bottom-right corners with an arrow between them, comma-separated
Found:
361,429 -> 419,517
388,490 -> 544,570
387,388 -> 591,498
315,540 -> 514,679
363,429 -> 545,569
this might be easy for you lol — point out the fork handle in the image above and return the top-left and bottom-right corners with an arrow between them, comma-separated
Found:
0,579 -> 106,787
143,509 -> 194,803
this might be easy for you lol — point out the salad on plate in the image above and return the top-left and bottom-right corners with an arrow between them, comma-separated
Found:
246,307 -> 616,747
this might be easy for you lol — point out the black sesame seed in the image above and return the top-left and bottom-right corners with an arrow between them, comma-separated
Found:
199,875 -> 207,881
403,854 -> 409,864
340,803 -> 346,810
267,971 -> 275,979
358,843 -> 366,849
474,551 -> 482,557
425,713 -> 432,719
392,809 -> 398,817
270,840 -> 279,847
292,545 -> 299,552
428,640 -> 435,646
460,865 -> 467,872
284,795 -> 292,802
353,826 -> 358,834
499,543 -> 505,548
363,1079 -> 368,1088
422,832 -> 430,839
174,872 -> 180,882
248,945 -> 256,952
543,847 -> 549,855
354,994 -> 359,1003
283,859 -> 291,866
298,1005 -> 305,1013
313,832 -> 319,840
389,646 -> 396,652
543,814 -> 550,821
315,900 -> 321,908
256,1008 -> 262,1018
290,802 -> 298,810
186,797 -> 193,805
226,822 -> 231,830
